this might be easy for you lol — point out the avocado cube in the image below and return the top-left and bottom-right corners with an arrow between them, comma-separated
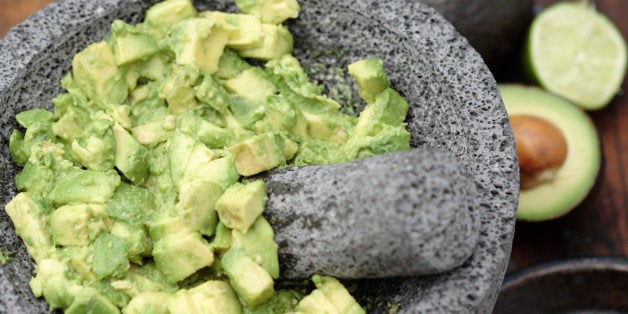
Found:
215,49 -> 253,79
51,93 -> 90,142
71,119 -> 116,171
9,130 -> 29,166
301,111 -> 351,144
177,112 -> 236,148
15,109 -> 53,128
5,193 -> 54,263
312,275 -> 365,314
72,41 -> 128,108
228,133 -> 286,176
222,250 -> 274,307
66,287 -> 120,314
113,124 -> 150,185
294,289 -> 339,314
223,67 -> 277,103
238,24 -> 293,61
193,155 -> 240,190
50,203 -> 109,247
160,65 -> 201,114
92,233 -> 130,279
168,130 -> 219,186
354,88 -> 409,136
150,218 -> 214,282
124,292 -> 171,314
110,20 -> 159,66
209,222 -> 232,251
194,75 -> 230,113
344,124 -> 411,160
107,182 -> 154,224
231,217 -> 279,279
110,221 -> 151,264
132,122 -> 171,147
14,161 -> 54,195
175,177 -> 223,236
347,58 -> 390,104
189,281 -> 242,313
49,169 -> 120,205
169,18 -> 229,75
168,281 -> 242,314
200,11 -> 263,50
244,289 -> 302,314
143,0 -> 197,41
148,216 -> 189,242
28,258 -> 79,311
235,0 -> 300,24
215,180 -> 267,233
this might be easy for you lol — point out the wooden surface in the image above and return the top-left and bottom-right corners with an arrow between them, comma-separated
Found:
1,0 -> 627,281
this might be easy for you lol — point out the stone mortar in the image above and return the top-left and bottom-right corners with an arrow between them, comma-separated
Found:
0,0 -> 519,313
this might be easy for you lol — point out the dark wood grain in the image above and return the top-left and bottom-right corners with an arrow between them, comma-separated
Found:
1,0 -> 627,278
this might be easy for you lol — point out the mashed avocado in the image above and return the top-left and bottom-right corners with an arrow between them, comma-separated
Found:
6,0 -> 410,312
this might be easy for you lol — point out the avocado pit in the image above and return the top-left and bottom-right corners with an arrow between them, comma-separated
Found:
510,115 -> 568,190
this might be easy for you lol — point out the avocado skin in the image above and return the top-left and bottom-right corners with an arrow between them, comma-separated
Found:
499,84 -> 601,221
422,0 -> 533,77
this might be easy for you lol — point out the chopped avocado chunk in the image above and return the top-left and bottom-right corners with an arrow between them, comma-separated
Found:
215,180 -> 267,233
143,0 -> 197,41
72,41 -> 128,108
107,183 -> 154,223
71,118 -> 116,171
200,11 -> 264,50
92,233 -> 130,279
231,217 -> 279,279
110,20 -> 159,66
348,57 -> 390,104
222,250 -> 275,307
312,275 -> 365,314
66,287 -> 120,314
149,217 -> 214,283
124,292 -> 170,314
49,169 -> 120,205
294,289 -> 338,314
238,24 -> 294,61
228,133 -> 286,176
113,124 -> 150,185
223,67 -> 277,103
169,18 -> 230,75
5,193 -> 54,263
235,0 -> 300,24
216,48 -> 253,79
50,203 -> 109,247
160,65 -> 201,114
209,222 -> 233,251
167,280 -> 242,314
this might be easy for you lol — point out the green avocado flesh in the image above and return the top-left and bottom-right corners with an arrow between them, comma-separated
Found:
499,85 -> 600,222
6,0 -> 410,312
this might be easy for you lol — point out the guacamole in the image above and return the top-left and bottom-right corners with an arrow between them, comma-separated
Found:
5,0 -> 410,312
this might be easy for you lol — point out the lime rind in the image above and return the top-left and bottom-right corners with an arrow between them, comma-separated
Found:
527,1 -> 627,110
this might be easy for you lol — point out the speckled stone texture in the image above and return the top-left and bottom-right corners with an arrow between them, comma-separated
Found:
264,148 -> 479,279
0,0 -> 519,313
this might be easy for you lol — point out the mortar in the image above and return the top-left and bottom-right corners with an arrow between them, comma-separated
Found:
0,0 -> 519,312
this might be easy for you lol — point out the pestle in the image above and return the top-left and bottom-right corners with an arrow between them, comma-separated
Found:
262,147 -> 480,279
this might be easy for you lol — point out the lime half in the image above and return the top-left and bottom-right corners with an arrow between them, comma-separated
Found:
526,1 -> 627,110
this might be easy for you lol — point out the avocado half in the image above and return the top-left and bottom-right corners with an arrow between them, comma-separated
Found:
499,85 -> 601,221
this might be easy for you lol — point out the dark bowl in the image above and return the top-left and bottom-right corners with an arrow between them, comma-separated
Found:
495,257 -> 628,313
0,0 -> 519,312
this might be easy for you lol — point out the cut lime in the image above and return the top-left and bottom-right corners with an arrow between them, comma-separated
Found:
526,1 -> 627,110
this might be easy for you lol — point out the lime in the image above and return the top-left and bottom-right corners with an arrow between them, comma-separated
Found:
526,1 -> 627,110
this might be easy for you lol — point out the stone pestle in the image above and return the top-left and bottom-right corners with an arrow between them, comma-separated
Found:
261,147 -> 480,279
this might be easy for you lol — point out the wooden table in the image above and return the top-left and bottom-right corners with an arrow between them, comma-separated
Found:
1,0 -> 627,284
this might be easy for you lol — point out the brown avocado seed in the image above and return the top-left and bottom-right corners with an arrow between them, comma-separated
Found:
510,115 -> 568,190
